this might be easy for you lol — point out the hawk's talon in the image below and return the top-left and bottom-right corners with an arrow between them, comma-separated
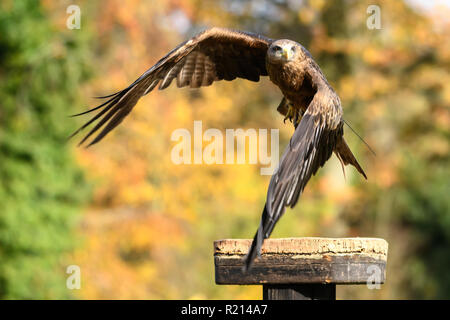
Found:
284,104 -> 300,127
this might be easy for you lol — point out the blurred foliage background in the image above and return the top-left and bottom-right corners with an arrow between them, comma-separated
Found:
0,0 -> 448,299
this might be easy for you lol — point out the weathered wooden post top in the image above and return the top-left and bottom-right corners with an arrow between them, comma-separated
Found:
214,237 -> 388,300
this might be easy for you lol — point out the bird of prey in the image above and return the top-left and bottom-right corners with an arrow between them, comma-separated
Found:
70,27 -> 367,270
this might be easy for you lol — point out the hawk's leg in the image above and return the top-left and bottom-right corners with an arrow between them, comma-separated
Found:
283,104 -> 302,128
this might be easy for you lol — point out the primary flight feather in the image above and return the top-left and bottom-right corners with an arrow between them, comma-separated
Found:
71,27 -> 367,270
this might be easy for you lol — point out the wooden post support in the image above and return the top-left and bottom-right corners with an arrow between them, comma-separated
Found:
214,237 -> 388,300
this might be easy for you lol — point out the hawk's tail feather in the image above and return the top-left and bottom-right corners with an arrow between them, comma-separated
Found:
335,137 -> 367,179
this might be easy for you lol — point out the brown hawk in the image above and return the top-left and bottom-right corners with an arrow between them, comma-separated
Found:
70,28 -> 367,270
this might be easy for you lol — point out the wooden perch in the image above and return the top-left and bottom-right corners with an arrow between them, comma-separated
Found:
214,237 -> 388,300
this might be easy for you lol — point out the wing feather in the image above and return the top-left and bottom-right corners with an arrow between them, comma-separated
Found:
202,56 -> 216,86
191,52 -> 206,88
244,89 -> 343,270
144,80 -> 160,95
71,28 -> 273,146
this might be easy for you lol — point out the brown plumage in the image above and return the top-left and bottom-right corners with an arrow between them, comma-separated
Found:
70,28 -> 367,270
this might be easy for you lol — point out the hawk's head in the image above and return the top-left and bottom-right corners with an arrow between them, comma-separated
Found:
267,40 -> 308,64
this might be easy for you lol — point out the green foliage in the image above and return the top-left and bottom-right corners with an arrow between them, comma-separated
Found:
395,156 -> 450,298
0,0 -> 91,298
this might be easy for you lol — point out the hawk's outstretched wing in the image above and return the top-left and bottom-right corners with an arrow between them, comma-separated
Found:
244,86 -> 344,270
70,28 -> 273,146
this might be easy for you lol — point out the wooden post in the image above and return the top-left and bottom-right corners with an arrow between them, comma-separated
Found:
214,237 -> 388,300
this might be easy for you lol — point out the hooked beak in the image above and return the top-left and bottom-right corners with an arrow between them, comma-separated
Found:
282,47 -> 291,60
